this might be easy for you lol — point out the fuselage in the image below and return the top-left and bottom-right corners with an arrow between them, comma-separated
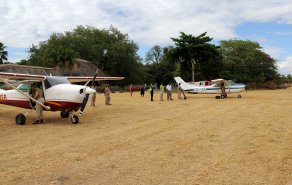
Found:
174,76 -> 246,94
183,83 -> 246,94
0,76 -> 95,111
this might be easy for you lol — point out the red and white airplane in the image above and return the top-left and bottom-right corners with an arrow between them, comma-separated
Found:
0,71 -> 124,125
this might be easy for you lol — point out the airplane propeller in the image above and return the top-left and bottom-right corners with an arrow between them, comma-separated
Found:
79,70 -> 99,115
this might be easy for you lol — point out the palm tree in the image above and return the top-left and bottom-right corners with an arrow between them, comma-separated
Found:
0,42 -> 8,64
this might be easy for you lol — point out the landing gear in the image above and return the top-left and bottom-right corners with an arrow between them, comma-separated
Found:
16,114 -> 26,125
71,115 -> 79,124
216,93 -> 227,99
238,94 -> 242,98
60,110 -> 69,118
219,93 -> 227,99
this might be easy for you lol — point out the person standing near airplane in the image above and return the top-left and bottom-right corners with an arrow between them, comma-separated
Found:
104,84 -> 111,105
160,83 -> 164,101
32,84 -> 44,124
166,83 -> 173,101
129,84 -> 134,96
178,83 -> 182,100
91,84 -> 97,107
149,83 -> 154,101
220,82 -> 227,98
140,84 -> 145,97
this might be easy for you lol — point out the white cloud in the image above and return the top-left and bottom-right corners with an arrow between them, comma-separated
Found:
278,57 -> 292,75
1,0 -> 292,48
261,46 -> 283,59
1,0 -> 292,64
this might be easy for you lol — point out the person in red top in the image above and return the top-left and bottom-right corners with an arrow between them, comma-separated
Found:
130,84 -> 134,96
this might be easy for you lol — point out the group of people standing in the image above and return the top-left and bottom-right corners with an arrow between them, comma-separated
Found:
91,82 -> 185,108
91,84 -> 112,107
132,83 -> 185,102
157,83 -> 173,101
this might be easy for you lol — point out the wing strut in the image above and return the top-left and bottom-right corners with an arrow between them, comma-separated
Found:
0,78 -> 51,110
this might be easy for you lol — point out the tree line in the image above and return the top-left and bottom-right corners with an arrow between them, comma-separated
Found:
1,25 -> 291,86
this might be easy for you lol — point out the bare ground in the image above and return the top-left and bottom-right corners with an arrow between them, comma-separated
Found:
0,89 -> 291,185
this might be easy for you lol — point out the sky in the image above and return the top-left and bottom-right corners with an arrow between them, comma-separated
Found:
1,0 -> 292,75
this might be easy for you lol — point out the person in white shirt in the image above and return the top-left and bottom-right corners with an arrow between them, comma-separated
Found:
166,83 -> 173,101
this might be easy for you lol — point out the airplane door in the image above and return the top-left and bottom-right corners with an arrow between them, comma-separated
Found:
41,80 -> 46,100
28,84 -> 36,108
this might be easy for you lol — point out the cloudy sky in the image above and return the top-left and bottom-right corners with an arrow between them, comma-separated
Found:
1,0 -> 292,75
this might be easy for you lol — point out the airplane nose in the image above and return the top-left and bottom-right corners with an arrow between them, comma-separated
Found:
84,87 -> 96,95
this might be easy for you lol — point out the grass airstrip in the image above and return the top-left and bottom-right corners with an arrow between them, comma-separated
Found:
0,89 -> 291,184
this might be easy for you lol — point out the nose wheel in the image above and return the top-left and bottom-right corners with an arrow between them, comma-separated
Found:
71,115 -> 79,124
16,114 -> 26,125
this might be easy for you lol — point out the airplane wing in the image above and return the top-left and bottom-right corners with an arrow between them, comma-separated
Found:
67,76 -> 125,83
0,72 -> 45,80
211,79 -> 227,85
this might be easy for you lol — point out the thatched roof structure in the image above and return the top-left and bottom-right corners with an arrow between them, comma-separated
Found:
0,59 -> 106,77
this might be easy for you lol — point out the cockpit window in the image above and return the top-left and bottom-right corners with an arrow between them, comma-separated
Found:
17,84 -> 29,92
44,76 -> 70,89
227,80 -> 236,86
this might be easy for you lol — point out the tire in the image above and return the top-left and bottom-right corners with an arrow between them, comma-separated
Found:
16,114 -> 26,125
71,115 -> 79,124
60,110 -> 69,118
238,95 -> 242,98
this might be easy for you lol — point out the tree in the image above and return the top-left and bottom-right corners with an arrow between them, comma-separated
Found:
219,40 -> 279,83
143,46 -> 176,84
145,45 -> 163,64
25,25 -> 143,85
26,34 -> 79,68
170,32 -> 222,81
0,42 -> 8,64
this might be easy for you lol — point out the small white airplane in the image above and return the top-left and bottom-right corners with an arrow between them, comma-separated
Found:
0,71 -> 124,125
174,76 -> 246,99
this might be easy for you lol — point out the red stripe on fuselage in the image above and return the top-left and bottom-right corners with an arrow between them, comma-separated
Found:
0,100 -> 81,111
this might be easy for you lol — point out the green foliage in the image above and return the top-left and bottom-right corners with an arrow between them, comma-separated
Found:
0,42 -> 8,64
24,25 -> 143,85
219,40 -> 279,83
145,45 -> 163,64
143,46 -> 176,84
169,32 -> 222,81
13,28 -> 282,88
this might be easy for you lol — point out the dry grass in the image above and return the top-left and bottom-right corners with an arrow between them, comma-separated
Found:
0,89 -> 291,185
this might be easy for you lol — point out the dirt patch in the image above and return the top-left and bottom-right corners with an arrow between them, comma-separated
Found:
0,89 -> 291,185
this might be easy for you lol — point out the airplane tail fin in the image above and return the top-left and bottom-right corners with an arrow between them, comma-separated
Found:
174,77 -> 190,91
174,77 -> 186,85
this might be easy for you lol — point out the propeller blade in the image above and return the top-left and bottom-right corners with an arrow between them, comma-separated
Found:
79,94 -> 89,115
79,69 -> 99,116
90,69 -> 99,88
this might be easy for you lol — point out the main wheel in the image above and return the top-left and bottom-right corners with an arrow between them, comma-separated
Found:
60,110 -> 69,118
16,114 -> 26,125
238,94 -> 242,98
71,115 -> 79,124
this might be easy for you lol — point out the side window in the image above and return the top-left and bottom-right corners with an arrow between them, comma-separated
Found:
44,79 -> 52,89
18,84 -> 29,92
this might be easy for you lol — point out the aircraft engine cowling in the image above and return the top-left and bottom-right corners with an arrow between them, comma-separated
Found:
79,87 -> 96,95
